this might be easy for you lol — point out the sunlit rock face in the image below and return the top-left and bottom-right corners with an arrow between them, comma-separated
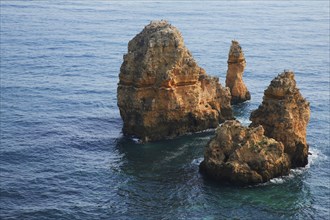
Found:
225,40 -> 251,104
200,120 -> 290,185
250,71 -> 310,167
117,20 -> 233,142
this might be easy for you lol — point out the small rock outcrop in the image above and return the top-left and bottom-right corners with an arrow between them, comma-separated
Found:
199,120 -> 290,185
225,40 -> 251,104
117,20 -> 233,142
250,71 -> 310,167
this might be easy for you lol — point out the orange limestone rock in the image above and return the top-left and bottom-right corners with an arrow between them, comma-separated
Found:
250,71 -> 310,167
117,20 -> 233,142
225,40 -> 251,104
199,120 -> 290,185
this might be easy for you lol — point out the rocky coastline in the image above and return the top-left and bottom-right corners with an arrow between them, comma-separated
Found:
117,20 -> 233,142
117,20 -> 310,185
200,71 -> 310,185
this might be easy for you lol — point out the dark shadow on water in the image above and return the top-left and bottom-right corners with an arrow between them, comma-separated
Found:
111,132 -> 213,218
111,131 -> 314,219
114,131 -> 214,177
197,168 -> 314,219
232,101 -> 254,119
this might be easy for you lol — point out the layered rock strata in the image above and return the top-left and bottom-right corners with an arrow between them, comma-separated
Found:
117,20 -> 233,142
225,40 -> 251,104
199,120 -> 290,185
250,71 -> 310,167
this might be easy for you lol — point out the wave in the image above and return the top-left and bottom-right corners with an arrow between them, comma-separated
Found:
191,157 -> 204,166
265,147 -> 327,185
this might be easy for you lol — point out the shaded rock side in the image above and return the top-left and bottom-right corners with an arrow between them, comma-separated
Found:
117,20 -> 233,142
250,71 -> 310,167
225,40 -> 251,104
199,120 -> 290,185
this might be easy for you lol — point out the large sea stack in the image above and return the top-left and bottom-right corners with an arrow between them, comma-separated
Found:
250,71 -> 310,167
225,40 -> 251,104
117,20 -> 233,142
199,120 -> 290,185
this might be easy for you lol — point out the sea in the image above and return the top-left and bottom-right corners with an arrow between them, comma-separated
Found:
1,1 -> 329,219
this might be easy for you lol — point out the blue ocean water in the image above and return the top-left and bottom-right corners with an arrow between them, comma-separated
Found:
0,1 -> 329,219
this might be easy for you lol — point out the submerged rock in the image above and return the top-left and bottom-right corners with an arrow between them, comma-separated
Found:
199,120 -> 290,185
117,20 -> 233,142
225,40 -> 251,104
250,71 -> 310,167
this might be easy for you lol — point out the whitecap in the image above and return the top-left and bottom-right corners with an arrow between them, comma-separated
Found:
269,177 -> 285,184
290,167 -> 306,175
261,167 -> 306,186
191,157 -> 204,166
131,137 -> 141,143
235,117 -> 251,126
306,147 -> 327,168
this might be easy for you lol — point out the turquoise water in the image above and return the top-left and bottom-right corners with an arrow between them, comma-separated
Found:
1,1 -> 329,219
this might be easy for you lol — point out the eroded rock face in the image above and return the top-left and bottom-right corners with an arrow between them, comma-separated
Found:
199,120 -> 290,185
117,20 -> 233,142
225,40 -> 251,104
250,71 -> 310,167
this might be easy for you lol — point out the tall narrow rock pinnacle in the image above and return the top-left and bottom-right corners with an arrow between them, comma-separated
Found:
225,40 -> 251,104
